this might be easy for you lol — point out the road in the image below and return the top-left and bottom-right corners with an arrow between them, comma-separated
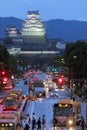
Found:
0,72 -> 86,130
13,73 -> 87,130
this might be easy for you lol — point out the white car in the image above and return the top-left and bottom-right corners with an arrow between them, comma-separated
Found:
50,90 -> 59,97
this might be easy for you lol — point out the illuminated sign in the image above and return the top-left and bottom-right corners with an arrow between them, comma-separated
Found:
54,103 -> 72,108
58,103 -> 68,107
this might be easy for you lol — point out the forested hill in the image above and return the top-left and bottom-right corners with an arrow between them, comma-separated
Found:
0,17 -> 87,42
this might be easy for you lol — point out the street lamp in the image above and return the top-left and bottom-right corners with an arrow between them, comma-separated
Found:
11,75 -> 14,87
28,73 -> 35,100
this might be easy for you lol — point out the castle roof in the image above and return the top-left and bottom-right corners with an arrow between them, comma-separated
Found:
28,11 -> 39,15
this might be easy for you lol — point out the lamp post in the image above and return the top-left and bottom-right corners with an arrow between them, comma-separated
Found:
11,75 -> 14,87
28,73 -> 34,100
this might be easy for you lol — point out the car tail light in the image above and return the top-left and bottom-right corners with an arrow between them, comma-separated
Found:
0,100 -> 2,103
3,78 -> 8,84
4,85 -> 12,90
3,106 -> 6,110
13,106 -> 17,110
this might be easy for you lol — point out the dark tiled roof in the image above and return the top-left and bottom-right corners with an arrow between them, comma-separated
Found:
28,11 -> 39,15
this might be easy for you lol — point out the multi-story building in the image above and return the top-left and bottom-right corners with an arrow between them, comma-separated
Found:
5,26 -> 20,38
21,11 -> 46,43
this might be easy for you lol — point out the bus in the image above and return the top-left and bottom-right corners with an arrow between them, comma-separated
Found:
53,99 -> 80,128
0,98 -> 27,130
0,112 -> 21,130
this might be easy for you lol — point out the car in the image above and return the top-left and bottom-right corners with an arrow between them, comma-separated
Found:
36,91 -> 45,98
49,86 -> 54,92
3,96 -> 19,111
3,104 -> 18,111
50,90 -> 59,97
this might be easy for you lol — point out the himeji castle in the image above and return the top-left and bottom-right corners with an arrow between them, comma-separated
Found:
21,10 -> 46,44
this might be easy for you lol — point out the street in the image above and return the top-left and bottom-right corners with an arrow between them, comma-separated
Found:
0,72 -> 87,130
21,73 -> 87,130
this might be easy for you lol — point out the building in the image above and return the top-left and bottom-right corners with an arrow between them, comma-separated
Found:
21,10 -> 46,44
5,26 -> 20,38
7,47 -> 21,56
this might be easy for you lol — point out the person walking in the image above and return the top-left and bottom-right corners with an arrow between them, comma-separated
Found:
37,117 -> 41,130
22,117 -> 26,129
42,115 -> 46,130
80,116 -> 85,130
32,113 -> 36,130
26,113 -> 31,125
24,123 -> 30,130
32,113 -> 36,119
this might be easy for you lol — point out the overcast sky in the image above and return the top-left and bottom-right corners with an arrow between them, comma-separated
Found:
0,0 -> 87,21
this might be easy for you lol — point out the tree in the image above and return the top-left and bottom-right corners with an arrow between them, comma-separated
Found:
64,41 -> 87,79
0,45 -> 10,68
64,41 -> 87,97
0,45 -> 17,77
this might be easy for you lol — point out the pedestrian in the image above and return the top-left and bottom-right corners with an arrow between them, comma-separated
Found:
22,117 -> 27,129
32,116 -> 36,130
32,113 -> 36,119
80,116 -> 85,130
42,115 -> 46,130
72,95 -> 75,101
31,113 -> 37,130
76,115 -> 81,126
37,117 -> 41,130
20,115 -> 24,127
24,123 -> 30,130
26,113 -> 31,125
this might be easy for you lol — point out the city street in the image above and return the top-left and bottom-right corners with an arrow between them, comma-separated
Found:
0,72 -> 86,130
14,72 -> 87,130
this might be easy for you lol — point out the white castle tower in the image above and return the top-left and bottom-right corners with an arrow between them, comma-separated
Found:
21,11 -> 46,43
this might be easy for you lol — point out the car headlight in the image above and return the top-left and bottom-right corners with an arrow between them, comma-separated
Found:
67,119 -> 75,126
68,119 -> 73,125
9,123 -> 13,126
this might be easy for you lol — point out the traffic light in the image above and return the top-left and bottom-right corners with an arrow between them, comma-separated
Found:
56,76 -> 65,86
52,68 -> 57,72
